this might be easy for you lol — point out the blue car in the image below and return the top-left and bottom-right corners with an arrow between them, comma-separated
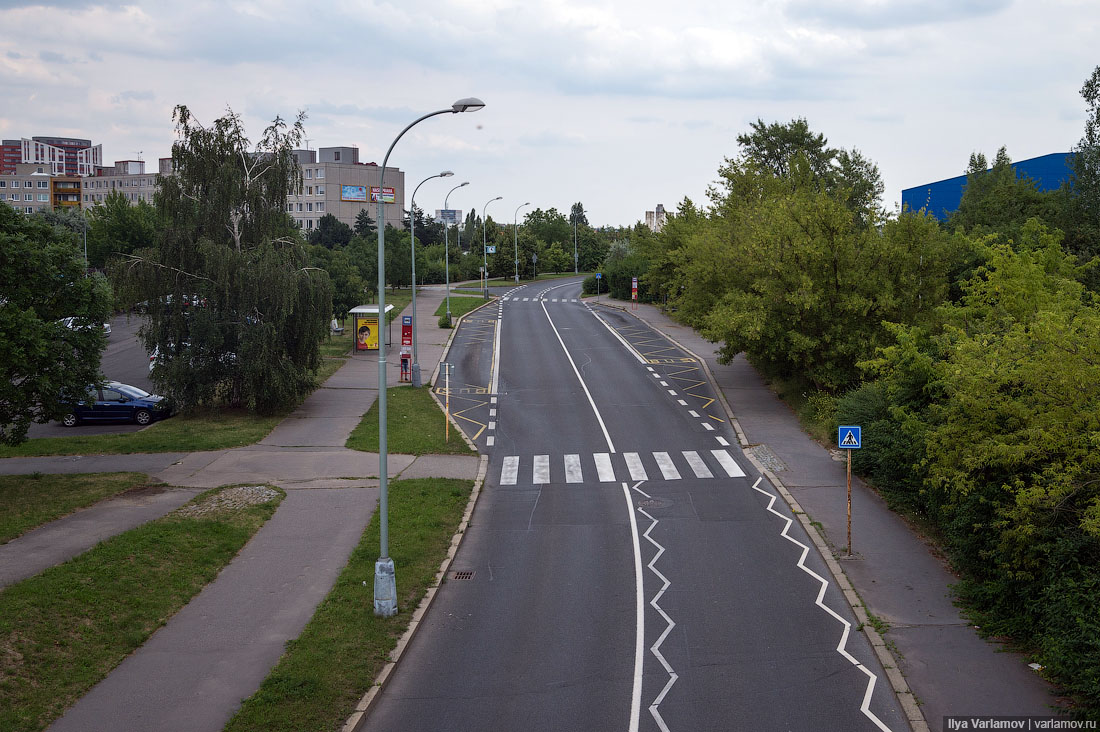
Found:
61,381 -> 173,427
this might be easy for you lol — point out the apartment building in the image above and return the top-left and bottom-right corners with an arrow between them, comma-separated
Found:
286,147 -> 405,231
0,136 -> 102,176
0,163 -> 56,213
81,159 -> 160,207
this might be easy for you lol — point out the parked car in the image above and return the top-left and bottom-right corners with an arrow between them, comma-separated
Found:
60,316 -> 111,337
60,381 -> 173,427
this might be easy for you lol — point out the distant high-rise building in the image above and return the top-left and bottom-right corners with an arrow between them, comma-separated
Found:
0,136 -> 102,176
645,203 -> 667,233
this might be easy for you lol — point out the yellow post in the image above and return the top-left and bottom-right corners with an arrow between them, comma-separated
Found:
445,365 -> 450,442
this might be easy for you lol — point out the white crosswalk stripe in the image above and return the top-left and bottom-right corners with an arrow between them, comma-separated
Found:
594,453 -> 615,482
683,451 -> 713,478
496,450 -> 746,486
533,455 -> 550,484
501,456 -> 519,485
624,452 -> 648,481
564,454 -> 583,483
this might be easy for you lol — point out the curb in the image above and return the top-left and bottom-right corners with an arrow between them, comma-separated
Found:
342,453 -> 490,732
594,300 -> 928,732
428,295 -> 499,452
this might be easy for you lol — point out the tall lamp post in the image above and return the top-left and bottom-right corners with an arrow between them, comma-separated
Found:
374,98 -> 484,617
573,209 -> 579,274
513,201 -> 529,284
409,170 -> 453,388
443,181 -> 469,323
482,196 -> 502,299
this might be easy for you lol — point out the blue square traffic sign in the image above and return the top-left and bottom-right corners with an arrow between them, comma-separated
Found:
838,426 -> 861,449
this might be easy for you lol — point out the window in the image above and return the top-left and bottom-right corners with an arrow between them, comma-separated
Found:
287,203 -> 293,212
297,203 -> 303,212
24,193 -> 32,201
316,168 -> 324,178
316,185 -> 324,195
306,186 -> 312,195
0,181 -> 5,188
305,169 -> 313,179
306,202 -> 313,212
316,202 -> 324,212
25,207 -> 33,213
333,151 -> 341,161
37,181 -> 48,188
38,193 -> 49,201
24,181 -> 32,188
83,194 -> 88,202
306,219 -> 314,229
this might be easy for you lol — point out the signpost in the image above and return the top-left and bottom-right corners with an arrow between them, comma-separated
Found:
400,316 -> 413,382
838,425 -> 862,557
595,272 -> 602,300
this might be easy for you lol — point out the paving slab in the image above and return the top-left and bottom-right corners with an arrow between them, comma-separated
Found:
48,486 -> 378,732
0,484 -> 203,588
153,447 -> 415,488
396,453 -> 481,481
0,452 -> 189,476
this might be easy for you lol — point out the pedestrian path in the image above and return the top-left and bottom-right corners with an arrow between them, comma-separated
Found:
497,448 -> 746,486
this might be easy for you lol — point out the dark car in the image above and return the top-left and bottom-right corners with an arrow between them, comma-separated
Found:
61,381 -> 173,427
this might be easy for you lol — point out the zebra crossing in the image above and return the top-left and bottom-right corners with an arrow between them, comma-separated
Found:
502,297 -> 581,303
497,449 -> 747,486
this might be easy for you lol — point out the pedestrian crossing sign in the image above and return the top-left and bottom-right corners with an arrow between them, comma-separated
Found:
838,426 -> 861,449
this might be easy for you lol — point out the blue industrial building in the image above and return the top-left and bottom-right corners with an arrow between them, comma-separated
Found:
901,152 -> 1075,220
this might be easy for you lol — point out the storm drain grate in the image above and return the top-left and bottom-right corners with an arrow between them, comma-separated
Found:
451,570 -> 475,581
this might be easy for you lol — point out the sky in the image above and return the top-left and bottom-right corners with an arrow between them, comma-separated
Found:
0,0 -> 1096,227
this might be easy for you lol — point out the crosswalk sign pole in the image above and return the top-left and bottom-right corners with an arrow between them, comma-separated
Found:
847,450 -> 852,558
838,425 -> 861,558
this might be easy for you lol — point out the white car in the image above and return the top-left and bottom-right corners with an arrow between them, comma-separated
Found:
60,316 -> 111,337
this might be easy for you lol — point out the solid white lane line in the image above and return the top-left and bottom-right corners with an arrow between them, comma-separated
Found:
624,483 -> 644,732
653,452 -> 680,480
715,436 -> 729,446
587,308 -> 648,364
749,477 -> 895,732
541,299 -> 617,453
533,455 -> 550,484
501,456 -> 519,485
625,453 -> 648,482
490,317 -> 502,396
711,449 -> 746,477
565,454 -> 583,483
594,453 -> 616,482
683,451 -> 713,478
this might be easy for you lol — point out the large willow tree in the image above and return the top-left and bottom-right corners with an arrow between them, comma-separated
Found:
112,106 -> 332,413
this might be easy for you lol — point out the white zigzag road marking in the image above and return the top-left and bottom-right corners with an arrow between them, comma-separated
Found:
749,477 -> 895,732
639,506 -> 677,732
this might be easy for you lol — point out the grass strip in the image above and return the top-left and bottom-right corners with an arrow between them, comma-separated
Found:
346,386 -> 475,456
0,409 -> 284,458
224,477 -> 472,732
0,472 -> 149,544
0,485 -> 284,732
433,296 -> 487,320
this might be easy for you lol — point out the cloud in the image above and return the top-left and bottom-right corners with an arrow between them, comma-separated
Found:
783,0 -> 1011,29
111,89 -> 155,104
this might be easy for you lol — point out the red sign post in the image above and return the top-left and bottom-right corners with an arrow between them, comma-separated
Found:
400,315 -> 413,382
631,276 -> 638,310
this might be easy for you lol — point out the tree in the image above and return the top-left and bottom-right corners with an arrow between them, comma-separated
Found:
1,204 -> 113,444
1061,65 -> 1100,263
86,191 -> 156,267
736,117 -> 835,182
111,105 -> 332,413
569,202 -> 589,228
948,147 -> 1061,240
354,208 -> 376,237
308,213 -> 353,249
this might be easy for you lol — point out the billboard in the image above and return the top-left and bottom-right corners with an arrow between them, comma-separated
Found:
341,185 -> 367,202
354,315 -> 379,351
436,208 -> 460,224
370,186 -> 396,204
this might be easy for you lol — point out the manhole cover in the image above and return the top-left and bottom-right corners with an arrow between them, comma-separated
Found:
450,570 -> 475,581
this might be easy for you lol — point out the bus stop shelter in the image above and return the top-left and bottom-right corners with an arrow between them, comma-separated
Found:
349,304 -> 394,351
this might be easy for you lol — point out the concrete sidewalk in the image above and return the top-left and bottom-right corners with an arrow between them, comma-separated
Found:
608,300 -> 1058,730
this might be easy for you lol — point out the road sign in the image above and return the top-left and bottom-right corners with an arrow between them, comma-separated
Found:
486,245 -> 496,254
595,273 -> 602,279
401,315 -> 412,347
838,426 -> 861,449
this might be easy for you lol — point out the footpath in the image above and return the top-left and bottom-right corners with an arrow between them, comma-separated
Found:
1,287 -> 480,732
608,299 -> 1058,731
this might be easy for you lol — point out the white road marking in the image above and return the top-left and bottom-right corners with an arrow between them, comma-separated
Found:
659,381 -> 668,387
688,410 -> 699,417
491,396 -> 497,404
490,316 -> 502,396
702,422 -> 715,431
652,373 -> 661,378
677,400 -> 687,406
587,308 -> 648,364
564,454 -> 583,483
653,452 -> 680,480
749,477 -> 895,732
715,436 -> 728,446
711,449 -> 746,477
487,436 -> 495,447
488,421 -> 496,430
683,451 -> 713,478
647,367 -> 655,372
523,297 -> 529,301
625,453 -> 648,482
533,455 -> 550,484
639,506 -> 678,732
624,483 -> 645,732
594,453 -> 615,482
667,390 -> 677,396
490,408 -> 497,417
501,456 -> 519,485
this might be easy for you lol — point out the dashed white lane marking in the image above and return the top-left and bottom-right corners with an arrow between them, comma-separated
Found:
688,410 -> 699,418
523,297 -> 529,301
533,455 -> 550,484
712,449 -> 746,477
653,452 -> 680,480
702,422 -> 715,431
490,408 -> 497,417
652,373 -> 661,378
677,400 -> 688,406
716,436 -> 729,446
487,436 -> 495,447
659,381 -> 669,387
625,452 -> 649,482
491,396 -> 497,404
683,451 -> 713,478
564,454 -> 583,483
647,367 -> 655,372
667,390 -> 677,396
749,477 -> 895,732
501,456 -> 519,485
594,453 -> 615,482
639,505 -> 677,732
488,421 -> 497,430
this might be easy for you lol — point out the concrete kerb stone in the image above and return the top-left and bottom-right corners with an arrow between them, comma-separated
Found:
343,454 -> 489,732
430,295 -> 499,450
600,300 -> 927,732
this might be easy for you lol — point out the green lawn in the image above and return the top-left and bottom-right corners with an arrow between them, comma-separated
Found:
433,296 -> 488,321
0,472 -> 150,544
0,485 -> 284,732
224,477 -> 472,732
346,386 -> 475,455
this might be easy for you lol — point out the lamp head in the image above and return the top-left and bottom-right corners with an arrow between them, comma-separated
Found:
440,171 -> 454,177
459,181 -> 469,188
524,201 -> 530,206
452,97 -> 485,113
493,196 -> 503,202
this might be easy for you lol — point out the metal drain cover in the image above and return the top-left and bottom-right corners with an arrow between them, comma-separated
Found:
450,570 -> 475,581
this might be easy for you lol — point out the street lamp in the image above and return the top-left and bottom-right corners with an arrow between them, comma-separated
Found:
482,196 -> 502,299
573,209 -> 579,274
374,98 -> 484,617
513,201 -> 529,284
443,181 -> 469,323
409,170 -> 453,388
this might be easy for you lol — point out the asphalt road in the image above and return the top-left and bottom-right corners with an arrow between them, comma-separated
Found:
27,312 -> 157,438
367,278 -> 908,731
